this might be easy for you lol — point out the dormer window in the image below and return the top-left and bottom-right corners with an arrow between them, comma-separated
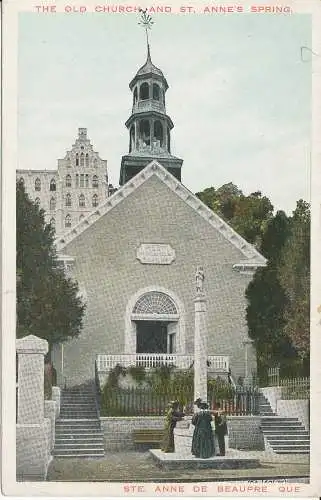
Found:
76,153 -> 79,166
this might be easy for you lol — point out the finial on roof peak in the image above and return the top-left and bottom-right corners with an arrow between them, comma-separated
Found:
138,8 -> 154,60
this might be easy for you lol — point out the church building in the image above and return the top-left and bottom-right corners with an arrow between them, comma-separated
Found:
50,42 -> 266,388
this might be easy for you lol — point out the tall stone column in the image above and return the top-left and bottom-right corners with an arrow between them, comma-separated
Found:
194,266 -> 207,404
16,334 -> 48,424
16,334 -> 52,480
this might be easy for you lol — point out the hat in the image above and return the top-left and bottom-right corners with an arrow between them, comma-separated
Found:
199,402 -> 209,410
194,398 -> 202,406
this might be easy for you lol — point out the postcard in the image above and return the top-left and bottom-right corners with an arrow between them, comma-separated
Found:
2,0 -> 321,496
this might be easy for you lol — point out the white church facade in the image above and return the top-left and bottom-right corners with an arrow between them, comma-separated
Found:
45,45 -> 267,387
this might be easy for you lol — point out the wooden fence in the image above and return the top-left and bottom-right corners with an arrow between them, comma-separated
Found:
100,385 -> 260,417
267,367 -> 310,399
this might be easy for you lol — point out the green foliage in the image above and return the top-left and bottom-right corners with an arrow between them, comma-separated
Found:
196,183 -> 273,249
16,181 -> 86,347
207,378 -> 235,400
278,200 -> 310,361
127,365 -> 146,384
106,364 -> 127,388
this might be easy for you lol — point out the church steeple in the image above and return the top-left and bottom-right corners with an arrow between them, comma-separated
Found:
119,12 -> 183,186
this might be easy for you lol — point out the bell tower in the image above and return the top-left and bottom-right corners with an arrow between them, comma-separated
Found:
120,11 -> 183,186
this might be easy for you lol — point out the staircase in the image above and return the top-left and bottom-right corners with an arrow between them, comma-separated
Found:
53,382 -> 105,458
259,394 -> 310,454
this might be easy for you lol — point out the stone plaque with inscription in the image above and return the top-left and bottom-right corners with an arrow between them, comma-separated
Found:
136,244 -> 175,265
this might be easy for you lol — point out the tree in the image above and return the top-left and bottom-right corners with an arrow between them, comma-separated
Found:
16,181 -> 85,349
278,200 -> 310,366
245,211 -> 295,379
196,183 -> 273,248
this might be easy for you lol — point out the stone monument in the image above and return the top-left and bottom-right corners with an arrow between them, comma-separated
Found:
194,266 -> 207,404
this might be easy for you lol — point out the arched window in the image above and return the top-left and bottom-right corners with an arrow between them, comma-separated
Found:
65,214 -> 71,228
65,193 -> 72,207
35,197 -> 40,206
129,125 -> 135,153
92,175 -> 98,188
154,121 -> 164,147
76,174 -> 79,188
85,174 -> 89,187
80,153 -> 84,167
92,194 -> 99,207
50,178 -> 56,191
50,197 -> 56,211
79,194 -> 85,207
85,153 -> 89,167
93,158 -> 98,167
139,120 -> 150,146
153,83 -> 160,100
133,87 -> 138,104
167,127 -> 171,153
79,214 -> 85,222
75,153 -> 79,166
50,218 -> 55,228
140,82 -> 149,100
65,174 -> 72,188
35,178 -> 41,191
133,292 -> 178,315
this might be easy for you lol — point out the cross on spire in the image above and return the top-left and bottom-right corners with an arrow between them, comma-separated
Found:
138,9 -> 154,59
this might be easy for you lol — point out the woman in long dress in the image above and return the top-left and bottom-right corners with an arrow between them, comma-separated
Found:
191,402 -> 215,458
161,401 -> 184,453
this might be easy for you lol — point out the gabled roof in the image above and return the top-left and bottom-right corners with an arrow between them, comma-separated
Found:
56,160 -> 266,266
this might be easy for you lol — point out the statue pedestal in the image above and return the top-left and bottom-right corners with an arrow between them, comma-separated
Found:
174,417 -> 193,457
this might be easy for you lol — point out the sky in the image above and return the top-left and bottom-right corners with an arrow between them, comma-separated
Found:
18,11 -> 312,214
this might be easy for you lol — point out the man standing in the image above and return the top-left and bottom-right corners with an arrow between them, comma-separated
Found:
213,403 -> 228,456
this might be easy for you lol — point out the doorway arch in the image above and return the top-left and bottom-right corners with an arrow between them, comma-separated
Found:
124,287 -> 186,355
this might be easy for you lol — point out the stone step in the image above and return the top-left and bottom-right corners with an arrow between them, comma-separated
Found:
262,429 -> 309,437
53,448 -> 105,455
269,440 -> 310,446
261,417 -> 299,422
53,452 -> 105,458
261,423 -> 304,428
54,442 -> 104,449
55,436 -> 104,443
274,450 -> 309,455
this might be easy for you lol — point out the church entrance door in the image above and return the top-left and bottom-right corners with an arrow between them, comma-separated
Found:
136,321 -> 168,353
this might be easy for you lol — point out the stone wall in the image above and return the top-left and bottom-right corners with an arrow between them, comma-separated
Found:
227,416 -> 264,451
100,416 -> 164,451
100,415 -> 264,452
277,399 -> 309,430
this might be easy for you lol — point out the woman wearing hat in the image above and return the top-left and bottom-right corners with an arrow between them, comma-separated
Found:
191,401 -> 215,459
161,401 -> 185,453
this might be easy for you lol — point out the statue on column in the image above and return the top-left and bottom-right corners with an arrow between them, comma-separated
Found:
195,266 -> 205,294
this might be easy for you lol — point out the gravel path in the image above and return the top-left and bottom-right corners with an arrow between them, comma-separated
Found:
47,451 -> 309,482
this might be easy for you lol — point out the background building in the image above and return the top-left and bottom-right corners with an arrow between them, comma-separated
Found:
17,128 -> 116,238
